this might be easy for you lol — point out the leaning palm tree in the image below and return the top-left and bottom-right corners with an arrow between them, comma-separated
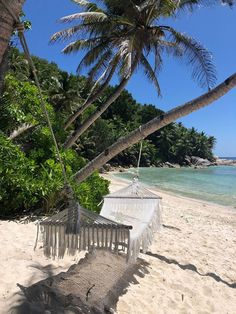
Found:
52,0 -> 217,149
73,72 -> 236,183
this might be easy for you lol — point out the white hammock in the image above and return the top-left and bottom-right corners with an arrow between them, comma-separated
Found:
101,180 -> 162,262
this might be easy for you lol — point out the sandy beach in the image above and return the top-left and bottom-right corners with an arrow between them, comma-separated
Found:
0,173 -> 236,313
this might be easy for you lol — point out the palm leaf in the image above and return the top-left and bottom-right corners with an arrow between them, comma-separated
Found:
8,123 -> 36,140
76,40 -> 112,73
87,54 -> 119,93
60,12 -> 108,23
165,27 -> 217,89
62,37 -> 103,54
71,0 -> 101,12
86,49 -> 113,80
177,0 -> 217,12
51,25 -> 86,42
83,59 -> 118,108
118,39 -> 134,78
140,54 -> 162,96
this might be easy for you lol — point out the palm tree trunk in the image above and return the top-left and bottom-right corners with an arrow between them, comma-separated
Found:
0,45 -> 9,95
73,72 -> 236,183
64,65 -> 116,130
63,76 -> 130,149
0,0 -> 25,65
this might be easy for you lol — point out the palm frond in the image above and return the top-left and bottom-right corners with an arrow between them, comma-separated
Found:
76,40 -> 111,73
158,0 -> 181,16
136,0 -> 158,12
8,123 -> 36,140
178,0 -> 199,10
71,0 -> 100,12
140,54 -> 162,96
51,25 -> 86,42
118,39 -> 134,78
60,12 -> 108,24
62,37 -> 103,54
153,44 -> 163,74
166,27 -> 217,89
86,49 -> 113,80
83,58 -> 118,106
177,0 -> 216,12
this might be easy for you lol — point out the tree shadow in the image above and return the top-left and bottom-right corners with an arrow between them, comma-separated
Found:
143,251 -> 236,289
9,262 -> 70,314
9,251 -> 150,314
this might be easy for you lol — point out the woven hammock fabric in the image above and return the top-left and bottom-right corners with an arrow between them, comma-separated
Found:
40,205 -> 132,259
101,180 -> 162,262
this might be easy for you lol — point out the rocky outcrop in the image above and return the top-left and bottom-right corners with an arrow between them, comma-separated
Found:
190,156 -> 214,167
99,157 -> 235,173
215,158 -> 236,166
163,162 -> 180,168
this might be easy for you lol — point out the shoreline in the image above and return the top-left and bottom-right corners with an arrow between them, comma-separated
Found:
102,171 -> 236,214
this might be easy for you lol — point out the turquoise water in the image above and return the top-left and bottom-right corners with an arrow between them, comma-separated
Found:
115,166 -> 236,207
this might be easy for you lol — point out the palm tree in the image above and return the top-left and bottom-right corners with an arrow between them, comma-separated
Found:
48,71 -> 83,113
73,72 -> 236,183
52,0 -> 217,149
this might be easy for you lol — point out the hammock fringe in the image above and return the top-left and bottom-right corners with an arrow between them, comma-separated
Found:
40,206 -> 132,260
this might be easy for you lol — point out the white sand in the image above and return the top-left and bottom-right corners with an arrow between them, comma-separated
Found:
0,173 -> 236,313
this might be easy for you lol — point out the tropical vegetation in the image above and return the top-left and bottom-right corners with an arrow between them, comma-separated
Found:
0,48 -> 217,216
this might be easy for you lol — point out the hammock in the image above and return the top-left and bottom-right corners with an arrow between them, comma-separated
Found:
100,179 -> 162,262
39,180 -> 161,263
40,205 -> 132,260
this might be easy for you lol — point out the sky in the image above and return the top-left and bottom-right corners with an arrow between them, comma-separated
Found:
22,1 -> 236,157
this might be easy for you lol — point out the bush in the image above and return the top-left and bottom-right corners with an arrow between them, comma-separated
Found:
0,133 -> 109,217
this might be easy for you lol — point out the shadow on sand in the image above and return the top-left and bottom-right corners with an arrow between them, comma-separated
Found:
10,250 -> 150,314
144,251 -> 236,289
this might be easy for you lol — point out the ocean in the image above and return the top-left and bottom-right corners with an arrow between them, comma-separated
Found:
115,163 -> 236,208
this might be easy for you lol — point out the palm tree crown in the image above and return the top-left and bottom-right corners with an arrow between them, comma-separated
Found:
51,0 -> 217,147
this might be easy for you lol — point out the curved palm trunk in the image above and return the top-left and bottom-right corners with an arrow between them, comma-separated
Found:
63,76 -> 130,149
64,65 -> 116,130
0,0 -> 25,64
73,73 -> 236,183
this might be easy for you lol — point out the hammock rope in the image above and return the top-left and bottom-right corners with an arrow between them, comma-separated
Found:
136,137 -> 143,178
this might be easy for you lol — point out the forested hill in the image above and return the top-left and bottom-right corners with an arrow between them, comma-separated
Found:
0,48 -> 216,215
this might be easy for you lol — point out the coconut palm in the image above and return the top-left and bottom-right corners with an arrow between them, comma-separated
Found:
52,0 -> 217,149
73,72 -> 236,183
48,71 -> 83,113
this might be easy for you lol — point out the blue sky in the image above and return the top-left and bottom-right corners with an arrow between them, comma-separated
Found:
22,1 -> 236,157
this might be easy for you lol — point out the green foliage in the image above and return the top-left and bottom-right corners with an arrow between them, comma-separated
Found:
73,172 -> 109,213
0,132 -> 109,216
0,62 -> 109,217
